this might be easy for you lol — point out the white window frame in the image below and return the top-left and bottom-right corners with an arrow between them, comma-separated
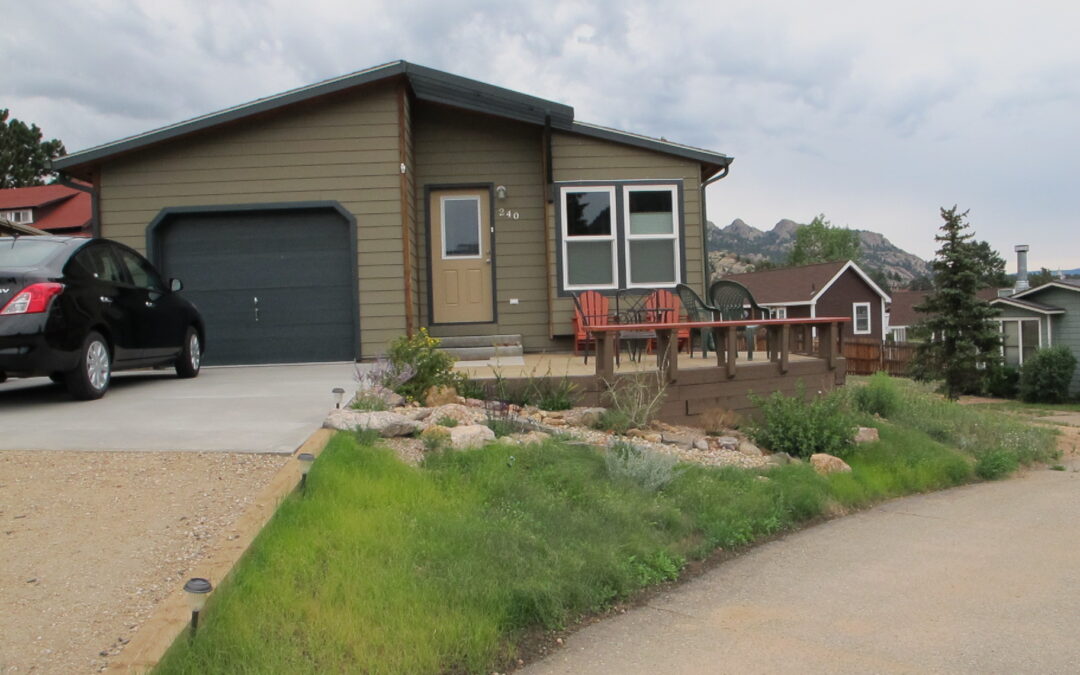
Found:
622,184 -> 680,289
852,302 -> 872,334
889,326 -> 907,342
769,307 -> 787,319
995,317 -> 1042,366
1,209 -> 32,224
560,185 -> 619,291
440,196 -> 483,260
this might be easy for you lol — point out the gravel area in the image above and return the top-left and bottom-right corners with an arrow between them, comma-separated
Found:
0,451 -> 288,674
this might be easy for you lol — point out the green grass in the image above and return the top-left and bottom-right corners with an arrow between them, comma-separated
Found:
965,398 -> 1080,415
155,415 -> 982,674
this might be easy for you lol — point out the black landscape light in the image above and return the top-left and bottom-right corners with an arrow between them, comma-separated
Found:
183,577 -> 212,637
298,452 -> 316,489
332,387 -> 346,408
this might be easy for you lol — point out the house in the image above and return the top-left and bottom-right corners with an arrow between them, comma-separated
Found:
887,288 -> 998,342
720,260 -> 891,341
52,60 -> 731,366
0,183 -> 92,235
990,279 -> 1080,393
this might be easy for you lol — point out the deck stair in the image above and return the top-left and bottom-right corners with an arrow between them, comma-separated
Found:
437,334 -> 523,362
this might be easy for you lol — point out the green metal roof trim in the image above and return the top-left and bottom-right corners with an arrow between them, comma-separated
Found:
54,61 -> 730,171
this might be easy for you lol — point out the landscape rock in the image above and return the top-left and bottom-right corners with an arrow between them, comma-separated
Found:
661,430 -> 704,449
563,407 -> 607,428
738,440 -> 764,457
626,429 -> 663,443
367,385 -> 404,408
854,427 -> 880,444
506,431 -> 552,446
426,403 -> 483,426
694,438 -> 710,451
765,452 -> 795,466
810,453 -> 852,475
464,398 -> 486,408
716,436 -> 740,451
420,425 -> 451,445
424,385 -> 460,407
323,410 -> 421,437
544,417 -> 567,427
398,407 -> 432,421
449,424 -> 496,450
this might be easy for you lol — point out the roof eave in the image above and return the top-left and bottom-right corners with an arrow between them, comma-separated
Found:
569,121 -> 731,167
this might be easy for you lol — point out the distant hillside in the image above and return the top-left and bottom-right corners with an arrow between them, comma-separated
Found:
707,219 -> 931,284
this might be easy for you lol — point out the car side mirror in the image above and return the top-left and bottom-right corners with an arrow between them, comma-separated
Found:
169,278 -> 183,292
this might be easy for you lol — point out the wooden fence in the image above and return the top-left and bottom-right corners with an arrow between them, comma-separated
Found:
843,338 -> 916,376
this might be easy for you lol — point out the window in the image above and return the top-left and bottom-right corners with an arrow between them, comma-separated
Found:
115,247 -> 165,292
769,307 -> 788,319
1,209 -> 33,224
998,319 -> 1040,366
623,185 -> 679,288
889,326 -> 907,342
68,245 -> 126,284
561,186 -> 617,289
441,196 -> 482,258
853,302 -> 871,334
558,182 -> 682,292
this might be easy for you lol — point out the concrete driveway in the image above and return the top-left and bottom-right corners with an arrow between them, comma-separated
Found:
0,363 -> 359,453
526,460 -> 1080,674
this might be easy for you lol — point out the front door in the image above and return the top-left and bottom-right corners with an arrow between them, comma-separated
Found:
430,188 -> 493,323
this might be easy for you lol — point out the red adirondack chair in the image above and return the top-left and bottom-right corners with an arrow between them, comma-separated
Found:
571,290 -> 614,364
645,289 -> 690,353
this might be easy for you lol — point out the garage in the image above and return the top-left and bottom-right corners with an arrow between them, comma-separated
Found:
150,204 -> 358,366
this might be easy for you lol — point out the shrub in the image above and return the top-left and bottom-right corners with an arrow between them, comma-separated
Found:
594,408 -> 633,435
1018,346 -> 1077,404
853,372 -> 902,417
385,328 -> 458,402
600,372 -> 667,430
983,362 -> 1020,399
351,391 -> 389,411
350,427 -> 382,447
605,441 -> 681,492
975,449 -> 1019,480
436,416 -> 459,428
747,385 -> 857,459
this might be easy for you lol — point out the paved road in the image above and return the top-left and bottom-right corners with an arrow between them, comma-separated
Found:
0,363 -> 359,453
526,461 -> 1080,674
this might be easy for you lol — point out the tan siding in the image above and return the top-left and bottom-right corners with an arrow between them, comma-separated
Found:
412,104 -> 555,351
548,131 -> 705,335
98,82 -> 407,359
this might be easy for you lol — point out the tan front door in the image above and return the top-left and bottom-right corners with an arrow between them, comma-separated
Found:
430,189 -> 493,323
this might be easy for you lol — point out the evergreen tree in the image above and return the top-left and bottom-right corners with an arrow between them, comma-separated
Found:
910,207 -> 1001,399
0,109 -> 66,188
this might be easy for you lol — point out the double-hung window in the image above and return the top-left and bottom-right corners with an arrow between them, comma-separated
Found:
559,182 -> 682,292
852,302 -> 871,334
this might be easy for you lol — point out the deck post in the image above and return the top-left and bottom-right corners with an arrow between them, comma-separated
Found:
780,323 -> 790,374
655,328 -> 678,384
817,322 -> 839,369
713,327 -> 724,367
595,331 -> 616,381
725,325 -> 738,379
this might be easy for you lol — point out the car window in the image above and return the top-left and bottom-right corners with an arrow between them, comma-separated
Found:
115,247 -> 165,292
0,238 -> 65,267
67,245 -> 127,284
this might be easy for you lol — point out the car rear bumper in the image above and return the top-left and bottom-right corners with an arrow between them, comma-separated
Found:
0,315 -> 80,376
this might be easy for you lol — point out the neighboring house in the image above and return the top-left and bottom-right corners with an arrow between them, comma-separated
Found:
0,183 -> 92,236
721,260 -> 891,341
887,288 -> 998,342
0,218 -> 48,236
52,60 -> 731,366
990,280 -> 1080,393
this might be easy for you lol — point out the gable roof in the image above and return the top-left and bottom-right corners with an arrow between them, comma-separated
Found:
0,184 -> 91,233
989,296 -> 1065,315
54,60 -> 732,176
721,260 -> 891,306
1013,279 -> 1080,299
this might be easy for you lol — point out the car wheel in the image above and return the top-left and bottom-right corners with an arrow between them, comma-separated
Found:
175,327 -> 201,379
65,332 -> 111,400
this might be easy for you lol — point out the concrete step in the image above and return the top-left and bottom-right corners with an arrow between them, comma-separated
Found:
437,334 -> 522,349
441,344 -> 524,361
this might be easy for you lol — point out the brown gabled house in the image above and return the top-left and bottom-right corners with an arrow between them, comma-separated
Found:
722,260 -> 892,341
52,60 -> 732,366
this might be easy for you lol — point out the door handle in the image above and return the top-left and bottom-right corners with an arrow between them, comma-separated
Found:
145,301 -> 156,308
253,296 -> 260,323
100,296 -> 113,304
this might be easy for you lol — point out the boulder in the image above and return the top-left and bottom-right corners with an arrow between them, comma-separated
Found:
367,385 -> 405,408
716,436 -> 740,451
563,407 -> 607,428
424,385 -> 460,407
426,403 -> 482,426
854,427 -> 880,444
661,430 -> 704,449
738,440 -> 764,457
693,438 -> 710,451
810,453 -> 852,475
323,410 -> 420,437
765,452 -> 795,466
449,424 -> 497,450
399,407 -> 432,421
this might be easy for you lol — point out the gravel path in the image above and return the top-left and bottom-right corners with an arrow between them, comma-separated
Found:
0,451 -> 288,674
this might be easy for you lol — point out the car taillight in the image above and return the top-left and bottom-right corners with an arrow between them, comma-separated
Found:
0,283 -> 65,315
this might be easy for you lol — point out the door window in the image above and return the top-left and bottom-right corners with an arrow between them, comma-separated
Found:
68,245 -> 126,284
115,248 -> 165,292
441,197 -> 482,258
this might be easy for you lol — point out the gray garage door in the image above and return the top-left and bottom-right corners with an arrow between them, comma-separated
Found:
156,207 -> 356,366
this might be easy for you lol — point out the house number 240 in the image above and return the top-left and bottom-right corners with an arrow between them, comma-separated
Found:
497,208 -> 520,220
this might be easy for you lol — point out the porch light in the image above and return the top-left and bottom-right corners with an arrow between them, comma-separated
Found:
495,185 -> 508,200
183,577 -> 212,636
298,452 -> 316,489
332,387 -> 346,408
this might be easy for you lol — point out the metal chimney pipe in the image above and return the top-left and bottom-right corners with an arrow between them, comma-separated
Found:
1014,245 -> 1030,292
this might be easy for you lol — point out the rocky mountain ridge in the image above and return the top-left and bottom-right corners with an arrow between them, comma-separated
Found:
707,219 -> 931,283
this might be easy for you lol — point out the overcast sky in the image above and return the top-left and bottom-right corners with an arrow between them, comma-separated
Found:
4,0 -> 1078,270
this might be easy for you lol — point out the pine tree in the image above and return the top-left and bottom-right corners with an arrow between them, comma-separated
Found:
910,206 -> 1001,399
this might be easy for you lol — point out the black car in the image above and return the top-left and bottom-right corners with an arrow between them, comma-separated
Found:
0,236 -> 204,399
